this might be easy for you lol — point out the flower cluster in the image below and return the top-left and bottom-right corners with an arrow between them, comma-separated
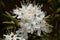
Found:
4,4 -> 52,40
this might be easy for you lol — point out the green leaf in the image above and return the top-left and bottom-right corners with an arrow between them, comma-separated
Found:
2,21 -> 15,24
48,0 -> 52,3
3,11 -> 19,27
56,7 -> 60,13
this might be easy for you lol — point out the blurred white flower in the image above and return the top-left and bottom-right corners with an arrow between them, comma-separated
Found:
3,32 -> 14,40
16,28 -> 28,39
12,3 -> 52,39
3,32 -> 25,40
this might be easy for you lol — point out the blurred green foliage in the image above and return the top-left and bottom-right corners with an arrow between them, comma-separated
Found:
0,0 -> 60,40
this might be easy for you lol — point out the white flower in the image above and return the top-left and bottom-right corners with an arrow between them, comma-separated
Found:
3,32 -> 25,40
16,28 -> 28,39
12,3 -> 52,39
3,32 -> 14,40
